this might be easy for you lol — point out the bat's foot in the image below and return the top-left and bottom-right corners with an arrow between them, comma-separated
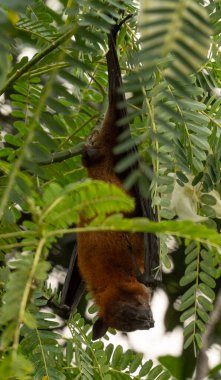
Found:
47,297 -> 71,318
137,273 -> 159,289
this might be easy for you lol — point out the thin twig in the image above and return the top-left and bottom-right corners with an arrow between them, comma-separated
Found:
31,142 -> 84,165
60,114 -> 100,148
202,111 -> 221,129
118,13 -> 134,29
194,288 -> 221,380
0,26 -> 77,96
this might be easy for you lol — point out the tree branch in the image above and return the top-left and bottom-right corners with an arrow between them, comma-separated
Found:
0,26 -> 77,96
32,142 -> 84,165
194,288 -> 221,380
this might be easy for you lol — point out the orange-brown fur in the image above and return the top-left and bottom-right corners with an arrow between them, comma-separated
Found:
76,22 -> 154,336
77,108 -> 151,330
77,230 -> 150,328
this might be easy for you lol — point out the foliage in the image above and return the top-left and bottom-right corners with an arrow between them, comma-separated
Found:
0,0 -> 221,379
67,312 -> 172,380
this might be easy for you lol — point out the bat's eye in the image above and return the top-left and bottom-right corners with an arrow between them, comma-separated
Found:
82,147 -> 102,166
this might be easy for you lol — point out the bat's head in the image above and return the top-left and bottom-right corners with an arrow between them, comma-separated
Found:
92,284 -> 154,340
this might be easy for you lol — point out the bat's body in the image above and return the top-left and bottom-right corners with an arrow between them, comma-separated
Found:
61,19 -> 160,340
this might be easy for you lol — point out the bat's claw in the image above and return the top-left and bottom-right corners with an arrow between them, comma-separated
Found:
47,297 -> 71,318
137,273 -> 159,289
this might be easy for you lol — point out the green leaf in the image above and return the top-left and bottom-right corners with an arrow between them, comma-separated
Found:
197,308 -> 209,324
180,271 -> 197,287
159,355 -> 183,380
201,205 -> 216,218
195,333 -> 203,349
180,284 -> 196,303
185,248 -> 198,265
104,375 -> 112,380
200,249 -> 213,264
105,343 -> 114,362
66,340 -> 74,366
198,295 -> 213,312
176,171 -> 189,183
184,334 -> 194,350
179,294 -> 195,311
148,364 -> 163,380
196,319 -> 206,333
180,307 -> 195,323
190,134 -> 210,150
199,272 -> 216,288
129,353 -> 143,373
156,371 -> 171,380
139,360 -> 153,377
200,261 -> 217,278
183,320 -> 195,337
185,259 -> 197,274
42,180 -> 134,228
119,350 -> 133,371
200,194 -> 217,205
111,346 -> 123,368
198,283 -> 215,301
23,311 -> 37,329
192,172 -> 203,186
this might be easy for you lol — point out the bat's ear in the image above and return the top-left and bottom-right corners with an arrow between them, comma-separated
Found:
92,318 -> 108,340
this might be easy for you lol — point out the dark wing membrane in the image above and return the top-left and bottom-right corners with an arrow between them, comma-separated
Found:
60,244 -> 86,316
137,192 -> 162,284
107,22 -> 161,286
107,28 -> 127,120
60,18 -> 161,316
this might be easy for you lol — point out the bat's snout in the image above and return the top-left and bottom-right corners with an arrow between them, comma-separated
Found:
135,305 -> 154,330
111,302 -> 155,332
146,307 -> 154,329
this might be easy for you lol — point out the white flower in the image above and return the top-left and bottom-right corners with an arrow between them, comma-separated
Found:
170,179 -> 207,221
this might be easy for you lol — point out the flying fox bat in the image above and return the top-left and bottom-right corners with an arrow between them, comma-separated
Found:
61,17 -> 161,340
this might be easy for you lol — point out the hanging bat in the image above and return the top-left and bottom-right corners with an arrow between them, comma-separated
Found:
61,16 -> 161,340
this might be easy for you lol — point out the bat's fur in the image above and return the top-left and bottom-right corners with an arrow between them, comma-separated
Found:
77,21 -> 155,340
